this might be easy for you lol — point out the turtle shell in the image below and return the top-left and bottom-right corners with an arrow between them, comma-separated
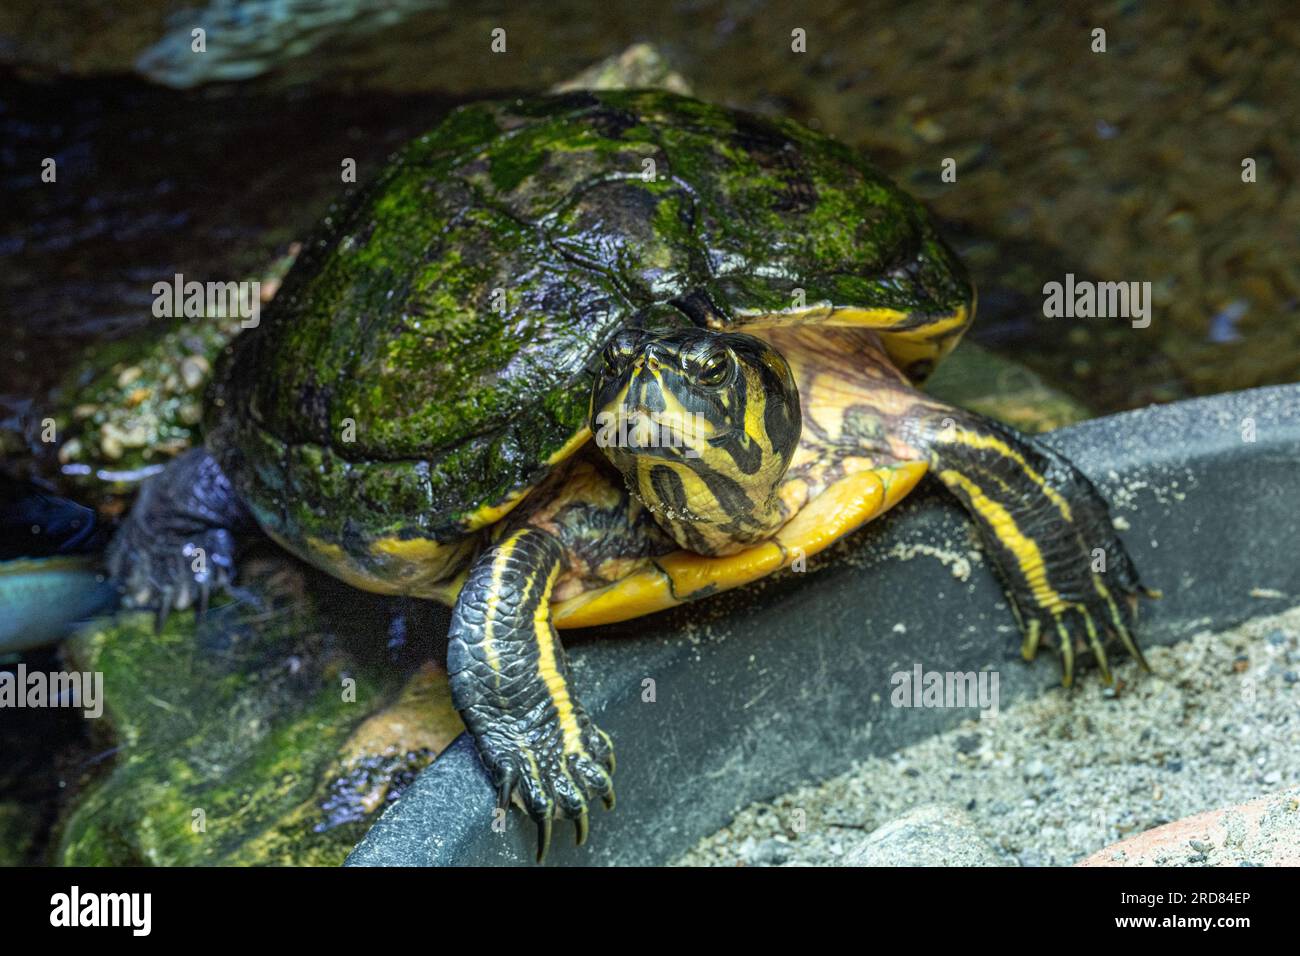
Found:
208,89 -> 969,588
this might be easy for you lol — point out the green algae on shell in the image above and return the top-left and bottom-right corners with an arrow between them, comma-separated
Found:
210,89 -> 969,566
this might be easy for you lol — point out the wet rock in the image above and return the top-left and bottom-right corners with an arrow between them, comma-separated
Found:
54,550 -> 462,866
9,247 -> 299,502
842,804 -> 1010,867
315,662 -> 464,831
552,43 -> 692,95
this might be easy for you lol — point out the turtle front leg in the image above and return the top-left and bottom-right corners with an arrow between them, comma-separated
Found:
448,526 -> 615,861
905,405 -> 1155,685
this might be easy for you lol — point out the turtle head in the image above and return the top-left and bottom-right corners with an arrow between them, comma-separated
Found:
590,328 -> 801,554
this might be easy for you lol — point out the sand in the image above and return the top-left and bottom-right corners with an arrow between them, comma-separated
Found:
678,604 -> 1300,866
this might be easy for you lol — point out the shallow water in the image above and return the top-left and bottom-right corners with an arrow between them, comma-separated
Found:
1,73 -> 460,405
5,1 -> 1298,412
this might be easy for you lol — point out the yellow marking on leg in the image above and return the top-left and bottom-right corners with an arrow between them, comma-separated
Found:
481,538 -> 521,676
938,469 -> 1067,615
939,430 -> 1074,522
530,556 -> 586,756
550,462 -> 927,628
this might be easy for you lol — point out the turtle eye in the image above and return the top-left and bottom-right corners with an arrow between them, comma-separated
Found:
698,351 -> 732,387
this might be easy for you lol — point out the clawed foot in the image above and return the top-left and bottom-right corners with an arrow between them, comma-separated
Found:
104,449 -> 246,632
449,527 -> 617,861
1015,569 -> 1158,686
107,522 -> 236,631
921,407 -> 1157,688
477,707 -> 616,862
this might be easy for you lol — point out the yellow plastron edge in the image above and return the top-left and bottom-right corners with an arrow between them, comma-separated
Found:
551,460 -> 928,629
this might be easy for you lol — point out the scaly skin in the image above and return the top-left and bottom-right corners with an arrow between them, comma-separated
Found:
902,406 -> 1153,685
447,527 -> 616,859
106,448 -> 251,629
208,89 -> 970,568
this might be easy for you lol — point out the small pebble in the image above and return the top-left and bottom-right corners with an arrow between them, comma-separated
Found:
180,355 -> 210,390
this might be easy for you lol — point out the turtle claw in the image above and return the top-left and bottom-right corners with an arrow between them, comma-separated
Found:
602,731 -> 616,774
1075,609 -> 1113,685
475,717 -> 616,862
1019,573 -> 1151,687
536,816 -> 553,863
1115,594 -> 1151,672
497,772 -> 517,813
922,405 -> 1154,687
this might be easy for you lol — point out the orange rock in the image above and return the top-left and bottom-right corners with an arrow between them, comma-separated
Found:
1079,788 -> 1300,866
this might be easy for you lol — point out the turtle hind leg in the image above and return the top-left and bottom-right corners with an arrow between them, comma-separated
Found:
107,448 -> 252,629
447,526 -> 615,861
909,406 -> 1153,685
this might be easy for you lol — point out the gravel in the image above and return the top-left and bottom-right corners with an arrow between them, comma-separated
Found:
676,604 -> 1300,866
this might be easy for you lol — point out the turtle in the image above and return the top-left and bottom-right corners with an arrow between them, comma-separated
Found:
108,89 -> 1152,859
